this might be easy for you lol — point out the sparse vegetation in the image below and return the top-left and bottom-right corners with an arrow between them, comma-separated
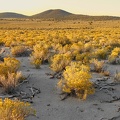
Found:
0,98 -> 36,120
0,17 -> 120,119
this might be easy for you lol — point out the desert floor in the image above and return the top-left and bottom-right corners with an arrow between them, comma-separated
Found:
12,56 -> 120,120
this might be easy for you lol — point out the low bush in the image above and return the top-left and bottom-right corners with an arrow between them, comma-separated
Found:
50,53 -> 71,73
90,59 -> 105,73
58,62 -> 95,100
0,98 -> 36,120
30,43 -> 50,68
108,47 -> 120,64
11,46 -> 29,57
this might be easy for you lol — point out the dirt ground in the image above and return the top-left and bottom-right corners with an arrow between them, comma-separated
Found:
14,56 -> 120,120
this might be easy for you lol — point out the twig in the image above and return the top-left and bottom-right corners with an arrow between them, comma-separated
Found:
60,93 -> 70,101
17,80 -> 28,87
101,97 -> 120,103
108,115 -> 120,120
0,94 -> 19,99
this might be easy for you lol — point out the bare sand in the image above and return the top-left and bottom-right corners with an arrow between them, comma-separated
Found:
16,56 -> 120,120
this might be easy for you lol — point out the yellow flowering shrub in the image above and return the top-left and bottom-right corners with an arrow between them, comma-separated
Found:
0,57 -> 20,77
11,46 -> 28,57
75,52 -> 91,64
90,59 -> 104,73
58,62 -> 95,100
4,57 -> 20,73
50,53 -> 71,73
108,47 -> 120,64
0,98 -> 36,120
0,72 -> 22,93
30,43 -> 49,68
0,57 -> 22,93
94,48 -> 108,59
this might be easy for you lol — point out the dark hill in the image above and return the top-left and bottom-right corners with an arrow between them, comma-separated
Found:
0,12 -> 27,18
30,9 -> 120,21
30,9 -> 73,19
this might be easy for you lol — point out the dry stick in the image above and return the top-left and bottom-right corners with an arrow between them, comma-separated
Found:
17,80 -> 29,87
32,87 -> 41,93
108,115 -> 120,120
29,87 -> 35,97
60,93 -> 70,101
101,97 -> 120,103
0,94 -> 20,99
27,86 -> 41,97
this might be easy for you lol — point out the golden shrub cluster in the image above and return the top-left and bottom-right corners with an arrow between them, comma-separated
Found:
0,57 -> 22,93
108,47 -> 120,64
50,53 -> 71,73
30,43 -> 50,68
0,98 -> 36,120
58,62 -> 95,100
90,59 -> 105,73
11,45 -> 28,57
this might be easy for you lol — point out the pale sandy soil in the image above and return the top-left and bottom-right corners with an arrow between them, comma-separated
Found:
17,57 -> 120,120
0,47 -> 120,120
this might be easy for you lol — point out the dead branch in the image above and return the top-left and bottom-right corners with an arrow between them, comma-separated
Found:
108,115 -> 120,120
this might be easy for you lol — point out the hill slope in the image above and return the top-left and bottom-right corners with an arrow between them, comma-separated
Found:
30,9 -> 120,20
30,9 -> 73,19
0,12 -> 27,18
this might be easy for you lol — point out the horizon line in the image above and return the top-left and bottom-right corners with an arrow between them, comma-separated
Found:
0,9 -> 120,17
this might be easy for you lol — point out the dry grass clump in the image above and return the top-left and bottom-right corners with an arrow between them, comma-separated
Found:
11,46 -> 29,57
0,57 -> 22,93
58,62 -> 95,100
4,57 -> 20,72
108,47 -> 120,64
90,59 -> 105,73
0,72 -> 22,93
114,70 -> 120,82
0,98 -> 36,120
30,43 -> 50,69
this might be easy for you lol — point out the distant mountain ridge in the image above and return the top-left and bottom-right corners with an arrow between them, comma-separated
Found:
0,9 -> 120,21
0,12 -> 27,18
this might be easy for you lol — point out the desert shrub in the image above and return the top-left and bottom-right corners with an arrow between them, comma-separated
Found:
94,48 -> 108,60
0,57 -> 22,93
30,43 -> 50,68
108,47 -> 120,64
0,57 -> 20,77
11,46 -> 29,57
0,98 -> 36,120
75,52 -> 91,63
50,53 -> 71,73
58,62 -> 95,100
0,71 -> 23,93
4,57 -> 20,73
90,59 -> 105,73
83,42 -> 93,52
114,71 -> 120,82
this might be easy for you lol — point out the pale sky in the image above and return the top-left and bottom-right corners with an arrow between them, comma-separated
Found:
0,0 -> 120,16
